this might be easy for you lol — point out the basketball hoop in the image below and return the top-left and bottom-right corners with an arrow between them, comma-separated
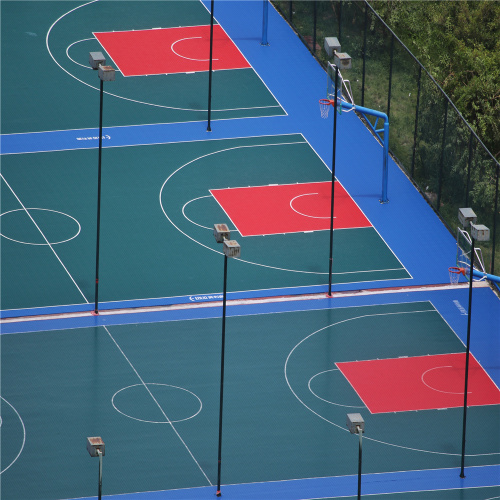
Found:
449,266 -> 465,285
319,98 -> 333,119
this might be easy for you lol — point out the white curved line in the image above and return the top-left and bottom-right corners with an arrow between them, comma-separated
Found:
0,208 -> 81,245
0,397 -> 26,474
182,195 -> 213,230
159,141 -> 332,275
308,369 -> 364,408
46,3 -> 277,113
160,141 -> 405,276
161,142 -> 404,276
66,38 -> 98,68
182,195 -> 235,231
111,383 -> 202,423
290,192 -> 331,219
171,36 -> 218,62
421,365 -> 470,395
284,309 -> 498,456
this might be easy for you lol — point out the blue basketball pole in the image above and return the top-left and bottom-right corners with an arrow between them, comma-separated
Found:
337,100 -> 389,203
261,0 -> 269,45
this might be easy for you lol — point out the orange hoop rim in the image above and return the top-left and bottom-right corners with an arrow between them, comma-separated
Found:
449,266 -> 466,275
319,98 -> 335,105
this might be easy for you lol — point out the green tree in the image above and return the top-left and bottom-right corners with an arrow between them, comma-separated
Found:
370,0 -> 500,160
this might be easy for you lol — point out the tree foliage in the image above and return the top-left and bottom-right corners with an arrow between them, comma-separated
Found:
370,0 -> 500,160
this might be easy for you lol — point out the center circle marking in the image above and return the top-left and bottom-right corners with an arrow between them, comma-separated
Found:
112,383 -> 202,424
0,208 -> 81,246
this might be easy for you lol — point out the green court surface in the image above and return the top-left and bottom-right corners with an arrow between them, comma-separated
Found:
1,1 -> 284,135
0,134 -> 409,311
2,301 -> 498,500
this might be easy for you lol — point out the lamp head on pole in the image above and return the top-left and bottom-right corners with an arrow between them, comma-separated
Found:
89,52 -> 106,70
458,208 -> 477,229
346,413 -> 365,434
86,436 -> 105,457
470,224 -> 490,242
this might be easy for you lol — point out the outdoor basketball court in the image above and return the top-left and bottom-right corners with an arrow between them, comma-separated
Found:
1,1 -> 499,499
1,133 -> 411,314
2,287 -> 499,500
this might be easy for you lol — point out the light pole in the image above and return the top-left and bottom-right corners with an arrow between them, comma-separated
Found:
89,52 -> 115,315
319,63 -> 339,297
213,224 -> 241,497
346,413 -> 365,500
207,0 -> 215,131
457,208 -> 490,478
86,437 -> 105,500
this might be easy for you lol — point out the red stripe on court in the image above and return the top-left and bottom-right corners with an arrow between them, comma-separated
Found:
336,353 -> 500,414
210,181 -> 371,237
94,25 -> 251,77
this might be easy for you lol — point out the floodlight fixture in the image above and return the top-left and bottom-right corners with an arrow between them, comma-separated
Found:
346,413 -> 365,434
458,208 -> 477,229
89,52 -> 106,70
98,65 -> 115,82
470,224 -> 490,242
223,239 -> 241,258
87,437 -> 105,500
214,224 -> 231,243
346,414 -> 364,499
86,436 -> 105,457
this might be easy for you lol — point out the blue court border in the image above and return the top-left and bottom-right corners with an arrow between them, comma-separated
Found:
72,465 -> 500,500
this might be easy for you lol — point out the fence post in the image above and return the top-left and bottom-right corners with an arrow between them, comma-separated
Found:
436,99 -> 449,210
465,131 -> 474,207
338,1 -> 342,45
361,2 -> 367,107
411,66 -> 422,178
313,1 -> 317,53
492,164 -> 499,275
387,34 -> 394,119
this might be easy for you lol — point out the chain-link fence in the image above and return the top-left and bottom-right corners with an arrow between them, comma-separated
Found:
272,0 -> 499,276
